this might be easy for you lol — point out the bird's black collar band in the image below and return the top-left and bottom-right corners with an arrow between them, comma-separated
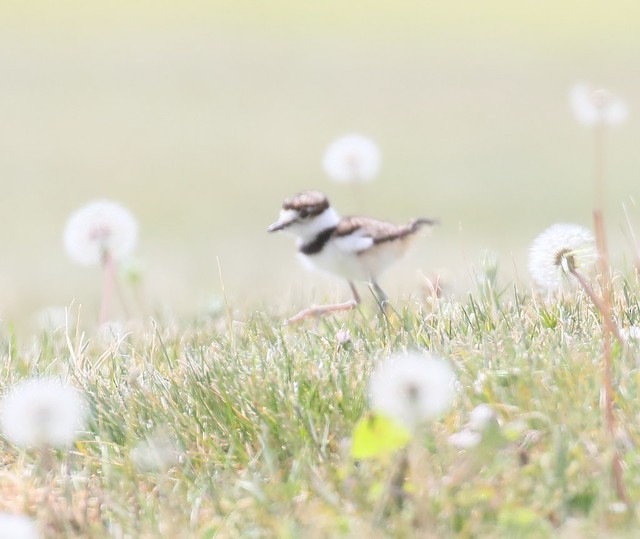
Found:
300,227 -> 337,255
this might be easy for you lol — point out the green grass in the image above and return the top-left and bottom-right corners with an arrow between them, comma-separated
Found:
2,267 -> 640,537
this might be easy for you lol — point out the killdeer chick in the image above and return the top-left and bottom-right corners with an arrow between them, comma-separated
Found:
268,191 -> 436,324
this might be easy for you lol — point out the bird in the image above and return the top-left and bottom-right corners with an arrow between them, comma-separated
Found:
268,190 -> 436,324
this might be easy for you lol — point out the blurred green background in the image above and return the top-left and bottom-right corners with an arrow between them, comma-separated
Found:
2,0 -> 640,321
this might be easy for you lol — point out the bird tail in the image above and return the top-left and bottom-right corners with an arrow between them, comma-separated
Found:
409,217 -> 438,232
372,217 -> 438,245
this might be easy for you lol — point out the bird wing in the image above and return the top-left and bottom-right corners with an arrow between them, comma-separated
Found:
332,216 -> 406,253
333,215 -> 436,253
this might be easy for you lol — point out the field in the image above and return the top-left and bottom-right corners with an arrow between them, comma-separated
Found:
2,277 -> 640,537
2,1 -> 640,537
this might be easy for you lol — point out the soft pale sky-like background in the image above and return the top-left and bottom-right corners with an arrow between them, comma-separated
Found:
2,0 -> 640,321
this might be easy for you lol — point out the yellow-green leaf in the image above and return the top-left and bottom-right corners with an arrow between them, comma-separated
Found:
351,413 -> 411,460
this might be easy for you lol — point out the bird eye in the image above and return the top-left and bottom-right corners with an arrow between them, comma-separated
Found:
299,208 -> 310,218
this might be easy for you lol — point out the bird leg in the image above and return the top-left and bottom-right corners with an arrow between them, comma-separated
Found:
284,281 -> 360,325
349,281 -> 361,304
370,280 -> 391,311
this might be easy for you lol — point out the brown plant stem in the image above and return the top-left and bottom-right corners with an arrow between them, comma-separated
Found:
594,122 -> 605,215
570,267 -> 623,346
590,121 -> 629,505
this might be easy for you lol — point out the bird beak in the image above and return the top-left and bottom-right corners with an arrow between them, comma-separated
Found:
267,209 -> 298,233
267,220 -> 288,232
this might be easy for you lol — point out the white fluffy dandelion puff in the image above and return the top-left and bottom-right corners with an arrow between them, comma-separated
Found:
569,83 -> 629,127
369,351 -> 456,431
0,378 -> 87,449
322,134 -> 381,183
0,513 -> 40,539
528,223 -> 597,292
64,200 -> 138,266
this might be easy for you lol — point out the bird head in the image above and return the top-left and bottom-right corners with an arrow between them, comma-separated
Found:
268,191 -> 338,238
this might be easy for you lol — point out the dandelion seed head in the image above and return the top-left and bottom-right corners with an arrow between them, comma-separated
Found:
64,200 -> 138,266
528,223 -> 597,292
369,352 -> 456,430
569,83 -> 628,127
0,378 -> 87,449
322,134 -> 381,183
0,513 -> 40,539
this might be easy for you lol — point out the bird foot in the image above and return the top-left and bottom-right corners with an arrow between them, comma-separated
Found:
284,300 -> 359,326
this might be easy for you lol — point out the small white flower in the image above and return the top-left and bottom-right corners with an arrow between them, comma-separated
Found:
0,513 -> 40,539
322,134 -> 381,183
369,351 -> 456,430
528,223 -> 597,292
619,326 -> 640,343
64,200 -> 138,266
448,430 -> 481,449
468,403 -> 495,432
131,429 -> 180,472
569,83 -> 628,127
0,378 -> 87,449
449,404 -> 496,450
336,329 -> 352,345
608,502 -> 629,514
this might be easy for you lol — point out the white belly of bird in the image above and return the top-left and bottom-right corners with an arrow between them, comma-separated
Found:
298,238 -> 412,282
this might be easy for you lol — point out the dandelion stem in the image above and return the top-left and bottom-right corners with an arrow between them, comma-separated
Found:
351,179 -> 365,214
113,276 -> 130,320
39,445 -> 54,476
389,448 -> 409,509
570,267 -> 623,345
591,213 -> 629,505
589,121 -> 629,505
373,448 -> 409,522
594,124 -> 606,214
99,253 -> 116,325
